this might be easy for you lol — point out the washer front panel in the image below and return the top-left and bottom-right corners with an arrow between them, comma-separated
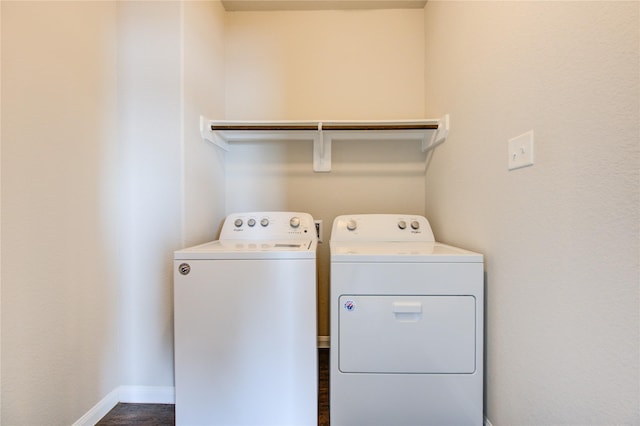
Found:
174,258 -> 317,426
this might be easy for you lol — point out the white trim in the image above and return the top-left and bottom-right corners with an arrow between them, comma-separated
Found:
73,386 -> 175,425
484,415 -> 494,426
119,385 -> 175,404
71,388 -> 120,426
317,335 -> 330,348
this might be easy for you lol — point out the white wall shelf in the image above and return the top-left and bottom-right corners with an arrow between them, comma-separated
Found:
200,115 -> 449,172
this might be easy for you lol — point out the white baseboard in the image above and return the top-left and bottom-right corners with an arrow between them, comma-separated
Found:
484,416 -> 494,426
317,335 -> 330,348
72,388 -> 120,426
73,386 -> 175,426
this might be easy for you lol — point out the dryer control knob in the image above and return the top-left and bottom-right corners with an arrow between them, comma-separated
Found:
247,218 -> 256,227
411,220 -> 420,230
234,218 -> 243,227
398,220 -> 407,230
346,220 -> 357,231
260,218 -> 269,227
289,217 -> 301,228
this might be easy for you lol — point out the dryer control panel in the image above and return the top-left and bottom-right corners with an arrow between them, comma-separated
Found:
331,214 -> 435,242
221,211 -> 316,240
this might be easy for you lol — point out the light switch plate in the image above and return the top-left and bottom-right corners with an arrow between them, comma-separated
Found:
508,130 -> 534,171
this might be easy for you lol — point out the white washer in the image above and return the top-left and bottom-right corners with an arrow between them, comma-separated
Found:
330,214 -> 484,426
174,211 -> 318,426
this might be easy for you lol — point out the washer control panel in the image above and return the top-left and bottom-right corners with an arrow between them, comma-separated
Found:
331,214 -> 435,242
220,211 -> 316,240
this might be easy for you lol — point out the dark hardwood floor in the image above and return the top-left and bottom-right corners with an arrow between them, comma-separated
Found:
96,403 -> 175,425
97,348 -> 329,425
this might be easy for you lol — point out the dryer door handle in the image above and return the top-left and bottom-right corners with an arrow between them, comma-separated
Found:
392,301 -> 422,313
392,302 -> 423,322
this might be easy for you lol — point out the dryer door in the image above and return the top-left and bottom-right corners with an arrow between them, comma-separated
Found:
338,295 -> 476,374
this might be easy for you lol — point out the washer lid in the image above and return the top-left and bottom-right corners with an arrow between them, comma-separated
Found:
174,239 -> 317,260
330,241 -> 482,263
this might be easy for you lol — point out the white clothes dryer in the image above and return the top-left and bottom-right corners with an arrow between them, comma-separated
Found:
330,214 -> 484,426
174,212 -> 318,426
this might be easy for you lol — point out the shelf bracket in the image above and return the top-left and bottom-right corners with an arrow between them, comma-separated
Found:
422,114 -> 449,152
313,122 -> 331,172
201,115 -> 230,151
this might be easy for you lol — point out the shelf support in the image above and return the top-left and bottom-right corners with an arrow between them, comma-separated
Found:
201,115 -> 230,151
313,123 -> 331,172
422,114 -> 449,152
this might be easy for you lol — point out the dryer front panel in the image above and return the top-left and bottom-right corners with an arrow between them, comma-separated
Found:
338,295 -> 476,374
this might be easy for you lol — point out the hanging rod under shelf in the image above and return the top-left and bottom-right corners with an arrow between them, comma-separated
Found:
201,116 -> 449,172
321,123 -> 438,131
210,122 -> 439,132
211,124 -> 319,131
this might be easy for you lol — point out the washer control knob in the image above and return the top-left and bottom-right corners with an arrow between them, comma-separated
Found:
247,218 -> 256,227
260,218 -> 269,227
346,220 -> 357,231
234,218 -> 243,228
398,220 -> 407,230
411,220 -> 420,230
289,217 -> 301,228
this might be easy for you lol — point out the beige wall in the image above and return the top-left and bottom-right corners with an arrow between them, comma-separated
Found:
225,9 -> 424,120
224,9 -> 427,336
1,1 -> 227,423
116,0 -> 183,388
183,1 -> 227,247
424,1 -> 639,424
1,2 -> 121,423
